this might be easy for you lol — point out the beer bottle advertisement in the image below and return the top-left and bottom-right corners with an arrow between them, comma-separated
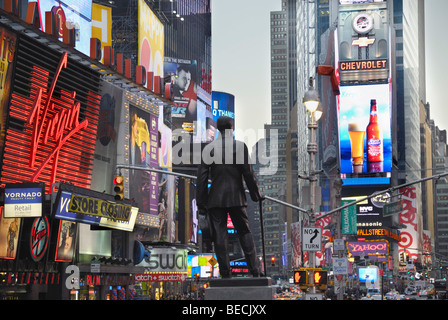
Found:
366,99 -> 383,162
338,84 -> 392,180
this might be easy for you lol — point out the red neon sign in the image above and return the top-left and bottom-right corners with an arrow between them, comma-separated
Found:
27,52 -> 89,187
2,51 -> 101,193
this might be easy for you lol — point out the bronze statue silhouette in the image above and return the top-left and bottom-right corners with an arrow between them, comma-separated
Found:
196,116 -> 264,278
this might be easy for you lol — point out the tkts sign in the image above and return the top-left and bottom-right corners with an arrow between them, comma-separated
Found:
1,36 -> 101,193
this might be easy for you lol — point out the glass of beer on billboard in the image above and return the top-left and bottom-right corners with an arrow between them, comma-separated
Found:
348,122 -> 365,173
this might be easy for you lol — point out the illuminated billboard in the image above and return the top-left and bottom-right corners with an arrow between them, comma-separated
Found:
165,57 -> 198,139
211,91 -> 235,140
138,0 -> 164,78
188,254 -> 220,278
338,84 -> 391,185
398,187 -> 420,263
358,266 -> 378,283
336,2 -> 390,84
342,193 -> 392,229
348,240 -> 389,262
38,0 -> 92,56
91,3 -> 112,63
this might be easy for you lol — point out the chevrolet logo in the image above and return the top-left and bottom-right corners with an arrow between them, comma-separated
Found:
352,37 -> 375,48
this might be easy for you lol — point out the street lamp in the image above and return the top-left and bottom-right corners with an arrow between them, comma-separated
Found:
302,76 -> 322,227
303,76 -> 322,293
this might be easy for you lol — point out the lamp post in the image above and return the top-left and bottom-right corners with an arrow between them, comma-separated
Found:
303,77 -> 322,293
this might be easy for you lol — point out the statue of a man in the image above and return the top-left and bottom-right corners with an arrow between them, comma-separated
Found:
196,116 -> 264,278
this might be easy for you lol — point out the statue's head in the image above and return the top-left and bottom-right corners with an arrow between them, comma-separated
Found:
217,116 -> 234,135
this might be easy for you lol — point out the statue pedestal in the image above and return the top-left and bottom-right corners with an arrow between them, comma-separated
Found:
205,277 -> 274,300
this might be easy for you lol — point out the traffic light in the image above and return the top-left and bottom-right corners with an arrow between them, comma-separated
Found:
114,175 -> 124,200
271,256 -> 275,266
312,270 -> 328,285
293,270 -> 308,285
399,252 -> 405,263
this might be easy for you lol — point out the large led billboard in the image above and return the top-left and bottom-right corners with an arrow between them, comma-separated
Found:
165,57 -> 199,140
138,0 -> 164,78
342,192 -> 392,229
211,91 -> 235,140
338,83 -> 391,185
358,266 -> 378,283
37,0 -> 92,56
188,254 -> 220,278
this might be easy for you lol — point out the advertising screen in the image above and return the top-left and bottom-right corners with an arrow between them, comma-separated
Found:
338,84 -> 391,185
358,266 -> 378,283
188,254 -> 220,278
342,194 -> 392,229
38,0 -> 92,56
138,0 -> 164,78
211,91 -> 235,140
0,208 -> 21,259
165,57 -> 199,140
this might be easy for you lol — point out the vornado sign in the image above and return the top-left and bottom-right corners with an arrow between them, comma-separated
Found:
137,247 -> 188,273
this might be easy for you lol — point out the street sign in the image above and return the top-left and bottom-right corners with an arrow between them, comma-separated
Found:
302,227 -> 322,252
91,260 -> 101,273
383,200 -> 403,217
334,239 -> 345,251
341,200 -> 357,234
333,258 -> 348,275
209,257 -> 218,266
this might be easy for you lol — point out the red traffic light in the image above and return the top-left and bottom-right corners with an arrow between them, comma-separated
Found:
271,256 -> 275,266
113,176 -> 123,185
113,175 -> 124,200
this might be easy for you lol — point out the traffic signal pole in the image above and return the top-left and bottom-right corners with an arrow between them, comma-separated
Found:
116,164 -> 448,218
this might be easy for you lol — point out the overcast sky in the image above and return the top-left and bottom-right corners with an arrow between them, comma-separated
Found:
212,0 -> 448,148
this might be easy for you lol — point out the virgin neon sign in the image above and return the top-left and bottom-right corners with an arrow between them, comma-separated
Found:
27,52 -> 89,187
3,49 -> 100,193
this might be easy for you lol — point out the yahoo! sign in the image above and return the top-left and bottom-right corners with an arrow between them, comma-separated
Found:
347,240 -> 388,257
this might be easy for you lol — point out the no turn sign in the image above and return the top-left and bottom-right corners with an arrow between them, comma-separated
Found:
302,227 -> 322,252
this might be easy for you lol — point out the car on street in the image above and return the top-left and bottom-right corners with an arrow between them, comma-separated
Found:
366,288 -> 381,295
418,285 -> 435,299
404,286 -> 417,296
385,290 -> 404,300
